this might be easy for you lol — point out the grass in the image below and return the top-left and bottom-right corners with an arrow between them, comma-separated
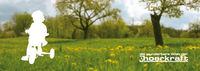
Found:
0,37 -> 199,71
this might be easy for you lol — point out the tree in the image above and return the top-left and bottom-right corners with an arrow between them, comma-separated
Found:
56,0 -> 120,39
136,19 -> 154,37
12,12 -> 33,36
3,21 -> 13,31
140,0 -> 200,46
45,15 -> 75,38
189,20 -> 200,38
98,17 -> 129,38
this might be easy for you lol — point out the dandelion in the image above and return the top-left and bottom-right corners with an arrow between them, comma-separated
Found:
72,62 -> 77,66
116,45 -> 123,50
110,48 -> 114,52
187,46 -> 197,50
110,53 -> 116,57
130,55 -> 134,60
157,45 -> 163,49
144,64 -> 147,68
74,48 -> 79,51
143,47 -> 146,51
105,59 -> 112,63
64,55 -> 70,58
164,46 -> 169,49
89,68 -> 94,71
126,46 -> 134,51
155,63 -> 160,66
103,48 -> 107,51
111,60 -> 118,63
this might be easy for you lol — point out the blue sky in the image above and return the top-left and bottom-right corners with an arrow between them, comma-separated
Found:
0,0 -> 200,30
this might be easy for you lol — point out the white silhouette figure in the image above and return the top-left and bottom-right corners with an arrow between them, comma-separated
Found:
21,10 -> 55,64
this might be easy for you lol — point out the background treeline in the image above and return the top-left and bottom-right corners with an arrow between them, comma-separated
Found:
0,12 -> 200,39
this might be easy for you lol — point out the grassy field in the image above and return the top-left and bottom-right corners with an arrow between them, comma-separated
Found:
0,37 -> 199,71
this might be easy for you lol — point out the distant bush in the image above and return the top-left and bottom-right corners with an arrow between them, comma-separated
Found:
0,31 -> 16,38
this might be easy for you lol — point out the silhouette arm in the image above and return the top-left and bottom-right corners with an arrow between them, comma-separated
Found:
25,29 -> 29,33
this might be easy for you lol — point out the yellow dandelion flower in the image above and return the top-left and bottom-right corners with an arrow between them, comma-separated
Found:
74,48 -> 79,51
110,53 -> 116,57
72,62 -> 77,66
64,55 -> 70,58
130,55 -> 134,60
164,46 -> 169,49
144,64 -> 148,68
112,60 -> 118,63
155,63 -> 160,66
118,46 -> 123,49
127,47 -> 134,51
116,45 -> 123,50
157,45 -> 163,49
89,68 -> 94,71
143,47 -> 146,51
187,46 -> 197,50
110,48 -> 114,52
103,48 -> 107,51
105,59 -> 112,63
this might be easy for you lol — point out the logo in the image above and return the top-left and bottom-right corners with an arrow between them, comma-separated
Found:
139,53 -> 188,62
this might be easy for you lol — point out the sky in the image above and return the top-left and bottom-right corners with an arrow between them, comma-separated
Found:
0,0 -> 200,30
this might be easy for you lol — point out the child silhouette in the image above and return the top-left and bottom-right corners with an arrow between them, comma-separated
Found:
21,10 -> 49,62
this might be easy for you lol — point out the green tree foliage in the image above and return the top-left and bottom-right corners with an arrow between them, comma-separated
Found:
98,18 -> 129,38
189,20 -> 200,38
72,25 -> 99,39
127,25 -> 139,38
180,31 -> 190,38
162,27 -> 183,38
136,19 -> 154,37
0,21 -> 16,38
56,0 -> 120,39
12,12 -> 33,36
140,0 -> 200,46
3,21 -> 13,31
45,15 -> 75,38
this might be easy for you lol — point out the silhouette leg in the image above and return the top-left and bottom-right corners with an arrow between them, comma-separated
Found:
21,44 -> 31,61
37,44 -> 43,56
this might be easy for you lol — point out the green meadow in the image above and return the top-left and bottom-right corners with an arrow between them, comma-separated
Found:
0,37 -> 199,71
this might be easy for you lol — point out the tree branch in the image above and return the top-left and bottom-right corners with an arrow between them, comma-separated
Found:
71,21 -> 83,30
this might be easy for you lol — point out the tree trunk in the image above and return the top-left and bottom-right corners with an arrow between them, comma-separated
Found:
83,28 -> 88,39
150,14 -> 164,46
72,29 -> 77,39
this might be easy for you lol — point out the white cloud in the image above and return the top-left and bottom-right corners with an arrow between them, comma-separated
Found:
124,0 -> 149,19
181,24 -> 189,30
51,0 -> 56,4
45,0 -> 56,16
134,21 -> 143,25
